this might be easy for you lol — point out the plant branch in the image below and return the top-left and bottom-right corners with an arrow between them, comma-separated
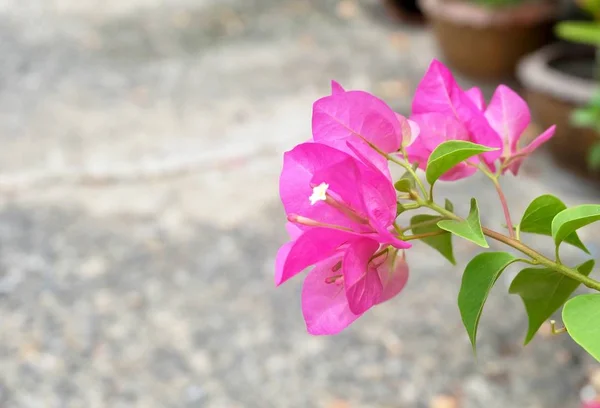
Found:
387,154 -> 429,199
477,164 -> 516,238
491,178 -> 516,239
402,231 -> 446,241
421,200 -> 600,292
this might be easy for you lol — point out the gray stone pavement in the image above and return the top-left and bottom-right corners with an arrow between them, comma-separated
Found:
0,0 -> 599,407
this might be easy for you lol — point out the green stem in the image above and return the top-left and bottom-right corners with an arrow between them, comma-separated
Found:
421,200 -> 600,292
402,231 -> 446,241
386,154 -> 429,199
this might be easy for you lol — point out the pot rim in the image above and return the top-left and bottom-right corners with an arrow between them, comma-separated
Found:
517,43 -> 599,105
418,0 -> 558,27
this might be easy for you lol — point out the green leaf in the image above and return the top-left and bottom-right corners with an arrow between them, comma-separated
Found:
552,204 -> 600,249
509,260 -> 595,345
458,252 -> 519,352
519,195 -> 588,253
395,164 -> 419,192
438,198 -> 488,248
396,205 -> 405,217
563,293 -> 600,362
425,141 -> 496,185
587,142 -> 600,172
410,215 -> 455,265
555,21 -> 600,46
394,178 -> 413,193
444,198 -> 454,213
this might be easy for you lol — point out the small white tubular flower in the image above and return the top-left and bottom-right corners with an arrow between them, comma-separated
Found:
309,182 -> 329,205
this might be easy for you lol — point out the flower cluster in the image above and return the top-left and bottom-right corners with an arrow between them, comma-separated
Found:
275,59 -> 555,335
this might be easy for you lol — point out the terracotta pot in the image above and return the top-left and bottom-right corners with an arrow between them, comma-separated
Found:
517,43 -> 600,178
382,0 -> 425,24
419,0 -> 558,79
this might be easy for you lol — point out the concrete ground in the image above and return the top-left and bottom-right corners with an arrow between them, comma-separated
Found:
0,0 -> 599,407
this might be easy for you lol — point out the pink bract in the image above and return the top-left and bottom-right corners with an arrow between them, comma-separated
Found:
313,87 -> 402,153
302,248 -> 410,335
312,82 -> 418,178
484,85 -> 555,175
412,60 -> 502,169
277,142 -> 410,286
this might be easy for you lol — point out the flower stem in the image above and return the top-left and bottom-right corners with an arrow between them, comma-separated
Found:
492,178 -> 515,239
386,154 -> 429,199
402,231 -> 446,241
421,200 -> 600,292
477,165 -> 516,239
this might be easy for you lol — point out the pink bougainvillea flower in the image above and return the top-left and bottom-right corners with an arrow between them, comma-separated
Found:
276,141 -> 411,328
583,400 -> 600,408
412,60 -> 502,169
406,112 -> 478,181
276,142 -> 410,287
484,85 -> 556,175
311,81 -> 418,178
301,248 -> 409,335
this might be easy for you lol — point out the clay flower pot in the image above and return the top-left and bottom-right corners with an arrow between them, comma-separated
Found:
517,43 -> 600,178
419,0 -> 558,79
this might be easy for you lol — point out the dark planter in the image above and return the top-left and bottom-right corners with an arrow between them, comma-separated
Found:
517,43 -> 600,178
382,0 -> 425,24
419,0 -> 558,79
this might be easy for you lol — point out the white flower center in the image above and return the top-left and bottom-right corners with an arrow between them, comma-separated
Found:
309,182 -> 329,205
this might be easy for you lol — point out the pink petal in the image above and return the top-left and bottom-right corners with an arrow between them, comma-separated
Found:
280,142 -> 365,230
464,87 -> 485,111
377,253 -> 409,303
285,222 -> 303,240
506,125 -> 556,175
275,228 -> 353,286
410,112 -> 470,152
412,59 -> 462,116
519,125 -> 556,156
407,119 -> 420,147
412,60 -> 502,166
342,139 -> 392,181
396,113 -> 419,147
359,180 -> 398,235
302,255 -> 361,335
343,238 -> 383,315
275,241 -> 294,285
374,227 -> 412,249
484,85 -> 531,156
404,131 -> 431,170
313,90 -> 402,153
331,80 -> 346,95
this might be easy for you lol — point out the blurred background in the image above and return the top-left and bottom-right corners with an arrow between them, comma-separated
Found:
0,0 -> 600,407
